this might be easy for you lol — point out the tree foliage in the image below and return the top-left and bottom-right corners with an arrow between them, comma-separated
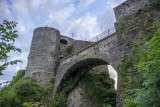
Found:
0,19 -> 22,73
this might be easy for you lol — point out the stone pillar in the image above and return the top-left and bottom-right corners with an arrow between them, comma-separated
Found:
25,27 -> 60,85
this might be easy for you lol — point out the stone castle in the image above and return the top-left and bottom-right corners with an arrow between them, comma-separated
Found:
25,27 -> 93,85
25,0 -> 159,106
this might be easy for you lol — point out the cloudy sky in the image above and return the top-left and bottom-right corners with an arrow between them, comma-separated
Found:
0,0 -> 124,83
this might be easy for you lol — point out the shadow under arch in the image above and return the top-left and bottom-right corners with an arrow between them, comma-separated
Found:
56,58 -> 111,93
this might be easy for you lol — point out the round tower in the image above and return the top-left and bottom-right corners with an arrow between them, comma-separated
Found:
25,27 -> 60,85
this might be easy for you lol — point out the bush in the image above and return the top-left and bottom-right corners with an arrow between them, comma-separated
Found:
23,102 -> 35,107
0,70 -> 51,106
124,97 -> 136,107
52,93 -> 67,107
66,43 -> 73,54
15,82 -> 35,97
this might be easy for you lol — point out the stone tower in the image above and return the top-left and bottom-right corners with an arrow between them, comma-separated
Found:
25,27 -> 60,85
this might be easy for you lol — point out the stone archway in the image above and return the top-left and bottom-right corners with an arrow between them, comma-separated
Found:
54,58 -> 117,107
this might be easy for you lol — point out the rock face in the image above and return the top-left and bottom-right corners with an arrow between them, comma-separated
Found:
25,27 -> 60,85
67,83 -> 97,107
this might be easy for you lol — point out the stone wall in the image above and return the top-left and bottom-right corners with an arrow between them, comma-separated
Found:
25,27 -> 60,85
114,0 -> 149,21
59,35 -> 74,58
59,36 -> 93,58
72,40 -> 94,53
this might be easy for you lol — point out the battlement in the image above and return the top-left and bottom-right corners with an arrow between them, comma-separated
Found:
114,0 -> 149,21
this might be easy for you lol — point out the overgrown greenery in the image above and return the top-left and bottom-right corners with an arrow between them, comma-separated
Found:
82,71 -> 116,107
0,20 -> 22,73
66,43 -> 73,54
118,22 -> 160,107
0,70 -> 52,107
133,22 -> 160,107
52,69 -> 116,107
52,79 -> 75,107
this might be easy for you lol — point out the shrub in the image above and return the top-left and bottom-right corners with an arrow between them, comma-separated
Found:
15,82 -> 35,97
66,43 -> 73,54
124,97 -> 136,107
0,69 -> 51,106
23,102 -> 36,107
52,93 -> 67,107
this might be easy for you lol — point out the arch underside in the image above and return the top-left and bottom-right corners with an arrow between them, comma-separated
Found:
55,58 -> 109,93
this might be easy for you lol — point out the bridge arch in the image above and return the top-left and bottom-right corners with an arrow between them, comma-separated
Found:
54,57 -> 117,94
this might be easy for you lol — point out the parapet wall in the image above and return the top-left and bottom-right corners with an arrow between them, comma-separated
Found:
114,0 -> 149,21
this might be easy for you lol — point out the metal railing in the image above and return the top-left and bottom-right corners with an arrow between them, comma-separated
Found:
61,27 -> 116,61
88,27 -> 116,42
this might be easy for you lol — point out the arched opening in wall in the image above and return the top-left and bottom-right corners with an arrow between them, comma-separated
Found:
55,58 -> 118,107
60,39 -> 68,45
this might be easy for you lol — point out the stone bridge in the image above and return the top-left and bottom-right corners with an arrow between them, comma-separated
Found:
25,0 -> 153,106
52,2 -> 153,107
54,31 -> 120,93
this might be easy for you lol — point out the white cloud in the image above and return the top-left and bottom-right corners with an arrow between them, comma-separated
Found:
66,13 -> 101,40
76,0 -> 96,12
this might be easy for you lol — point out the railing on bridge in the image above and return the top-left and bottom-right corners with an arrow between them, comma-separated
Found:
61,27 -> 116,61
88,27 -> 116,42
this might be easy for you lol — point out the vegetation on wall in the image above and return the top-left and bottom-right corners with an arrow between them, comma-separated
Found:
133,22 -> 160,107
52,78 -> 75,107
118,22 -> 160,107
82,70 -> 116,107
52,69 -> 116,107
0,70 -> 53,107
66,43 -> 73,54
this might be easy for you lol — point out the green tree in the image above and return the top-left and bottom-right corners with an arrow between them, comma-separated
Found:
0,19 -> 22,74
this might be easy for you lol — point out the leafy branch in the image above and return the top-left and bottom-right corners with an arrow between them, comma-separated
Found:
0,20 -> 22,73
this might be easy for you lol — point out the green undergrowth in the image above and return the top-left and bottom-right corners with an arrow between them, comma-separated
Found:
0,70 -> 53,107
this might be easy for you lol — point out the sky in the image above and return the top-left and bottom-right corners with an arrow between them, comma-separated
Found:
0,0 -> 124,83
